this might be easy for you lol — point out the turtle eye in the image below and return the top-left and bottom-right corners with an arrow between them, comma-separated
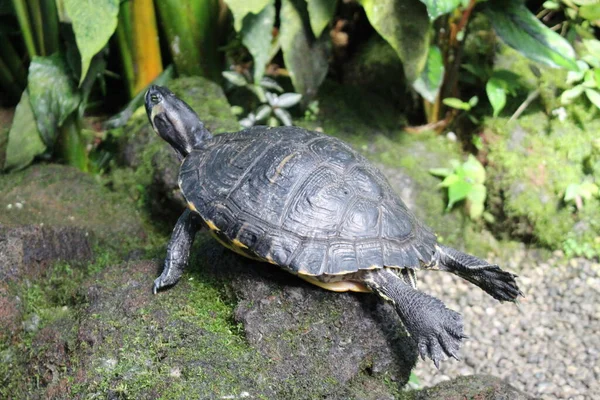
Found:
150,93 -> 160,104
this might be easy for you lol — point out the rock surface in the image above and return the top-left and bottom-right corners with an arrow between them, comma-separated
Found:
415,374 -> 534,400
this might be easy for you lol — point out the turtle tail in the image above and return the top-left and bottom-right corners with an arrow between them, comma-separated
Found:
433,244 -> 523,302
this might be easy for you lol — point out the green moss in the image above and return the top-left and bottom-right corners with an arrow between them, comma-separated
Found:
485,109 -> 600,258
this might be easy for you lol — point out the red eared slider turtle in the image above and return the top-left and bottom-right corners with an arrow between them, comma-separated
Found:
145,85 -> 522,367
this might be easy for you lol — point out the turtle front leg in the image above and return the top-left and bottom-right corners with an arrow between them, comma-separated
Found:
364,269 -> 465,368
154,209 -> 202,294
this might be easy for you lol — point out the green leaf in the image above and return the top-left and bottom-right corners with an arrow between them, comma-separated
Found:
358,0 -> 431,82
484,1 -> 578,71
468,95 -> 479,108
447,180 -> 472,209
63,0 -> 119,85
274,108 -> 293,126
560,85 -> 584,104
239,2 -> 276,83
429,167 -> 453,177
27,54 -> 81,147
4,91 -> 46,171
580,4 -> 600,21
418,0 -> 461,20
580,182 -> 599,199
440,174 -> 460,188
443,97 -> 471,110
566,60 -> 588,85
223,0 -> 272,31
543,1 -> 560,10
280,0 -> 330,102
306,0 -> 338,38
585,88 -> 600,109
255,104 -> 272,121
275,92 -> 302,108
564,183 -> 579,202
412,45 -> 444,102
462,155 -> 486,184
222,71 -> 248,86
486,77 -> 507,117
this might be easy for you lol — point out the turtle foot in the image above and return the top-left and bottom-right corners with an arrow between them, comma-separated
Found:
413,304 -> 466,368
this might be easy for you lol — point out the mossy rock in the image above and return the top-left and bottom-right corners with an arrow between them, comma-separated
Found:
2,234 -> 413,399
484,111 -> 600,258
0,164 -> 145,249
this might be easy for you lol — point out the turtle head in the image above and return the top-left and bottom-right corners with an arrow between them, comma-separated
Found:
145,85 -> 212,159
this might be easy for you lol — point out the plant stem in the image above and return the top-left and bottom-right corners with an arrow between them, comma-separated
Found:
116,1 -> 135,97
11,0 -> 37,58
40,0 -> 59,55
509,89 -> 540,122
57,113 -> 88,172
26,0 -> 46,55
131,0 -> 163,94
433,0 -> 477,127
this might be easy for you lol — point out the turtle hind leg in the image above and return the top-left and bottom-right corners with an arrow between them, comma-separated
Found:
154,209 -> 202,294
364,269 -> 466,368
434,244 -> 523,302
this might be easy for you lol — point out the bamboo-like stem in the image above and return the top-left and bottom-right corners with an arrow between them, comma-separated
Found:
11,0 -> 37,58
26,0 -> 46,55
40,0 -> 59,55
131,0 -> 163,94
116,1 -> 136,97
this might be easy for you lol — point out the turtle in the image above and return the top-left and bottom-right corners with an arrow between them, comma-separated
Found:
144,85 -> 522,367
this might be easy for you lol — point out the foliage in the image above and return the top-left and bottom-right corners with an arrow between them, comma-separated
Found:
223,0 -> 331,102
564,181 -> 599,211
430,155 -> 491,221
222,70 -> 302,127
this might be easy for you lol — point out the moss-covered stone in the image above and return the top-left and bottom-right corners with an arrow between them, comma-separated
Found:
0,164 -> 146,249
484,111 -> 600,258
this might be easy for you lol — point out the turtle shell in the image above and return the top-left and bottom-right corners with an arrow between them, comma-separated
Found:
179,126 -> 437,276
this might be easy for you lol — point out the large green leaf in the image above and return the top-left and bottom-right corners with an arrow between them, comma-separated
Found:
27,54 -> 81,147
418,0 -> 462,20
484,1 -> 578,71
358,0 -> 431,82
63,0 -> 119,84
280,0 -> 330,101
412,45 -> 444,102
224,0 -> 272,31
306,0 -> 337,37
5,91 -> 46,171
240,2 -> 276,83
